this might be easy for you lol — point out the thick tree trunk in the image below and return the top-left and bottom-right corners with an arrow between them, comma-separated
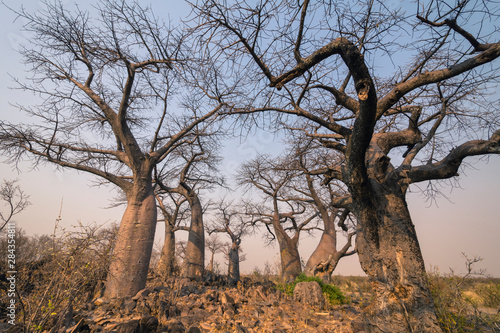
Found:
304,216 -> 337,277
355,185 -> 441,332
227,243 -> 240,285
275,232 -> 301,282
182,187 -> 205,280
158,223 -> 176,277
105,182 -> 157,299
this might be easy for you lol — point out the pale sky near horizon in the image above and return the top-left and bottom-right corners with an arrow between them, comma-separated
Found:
0,0 -> 499,278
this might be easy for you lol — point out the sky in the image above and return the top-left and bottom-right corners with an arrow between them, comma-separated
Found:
0,0 -> 499,278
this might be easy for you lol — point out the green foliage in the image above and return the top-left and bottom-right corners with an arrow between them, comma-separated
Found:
276,273 -> 346,305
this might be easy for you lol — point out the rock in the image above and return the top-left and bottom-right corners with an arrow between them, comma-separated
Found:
122,298 -> 137,315
132,288 -> 151,300
187,325 -> 202,333
203,289 -> 219,303
220,291 -> 235,306
93,298 -> 107,306
154,285 -> 169,293
139,315 -> 159,331
293,281 -> 325,308
163,319 -> 185,333
350,318 -> 367,332
111,319 -> 140,333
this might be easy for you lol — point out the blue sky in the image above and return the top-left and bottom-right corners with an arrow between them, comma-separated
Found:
0,0 -> 499,277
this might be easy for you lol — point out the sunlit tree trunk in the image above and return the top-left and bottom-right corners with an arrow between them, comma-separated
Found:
304,217 -> 337,277
275,229 -> 301,282
158,223 -> 176,277
105,181 -> 157,298
227,242 -> 240,285
180,184 -> 205,280
354,186 -> 441,332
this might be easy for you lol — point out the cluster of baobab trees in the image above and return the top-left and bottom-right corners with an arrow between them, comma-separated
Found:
1,0 -> 498,332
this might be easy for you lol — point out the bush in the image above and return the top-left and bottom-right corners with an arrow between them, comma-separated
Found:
0,222 -> 118,331
276,273 -> 346,305
427,256 -> 500,332
476,282 -> 500,309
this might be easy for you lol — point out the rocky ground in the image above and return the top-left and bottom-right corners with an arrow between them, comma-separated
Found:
33,278 -> 368,333
1,275 -> 499,332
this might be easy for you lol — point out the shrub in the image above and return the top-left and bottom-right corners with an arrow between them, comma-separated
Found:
276,273 -> 346,305
476,282 -> 500,309
0,222 -> 118,331
427,256 -> 500,332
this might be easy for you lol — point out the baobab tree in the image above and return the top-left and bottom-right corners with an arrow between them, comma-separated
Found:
191,0 -> 500,331
155,133 -> 224,279
155,192 -> 189,278
0,1 -> 227,298
238,155 -> 320,281
204,234 -> 225,274
290,143 -> 357,279
208,199 -> 252,284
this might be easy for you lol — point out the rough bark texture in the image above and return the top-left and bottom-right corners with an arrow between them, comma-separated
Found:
350,146 -> 442,332
105,182 -> 157,298
355,190 -> 441,332
158,223 -> 176,277
275,231 -> 301,282
227,243 -> 240,285
304,218 -> 337,277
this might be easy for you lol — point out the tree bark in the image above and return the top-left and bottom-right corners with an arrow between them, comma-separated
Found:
209,250 -> 215,273
105,181 -> 157,299
275,230 -> 301,282
304,214 -> 337,277
158,222 -> 176,277
181,185 -> 205,280
353,181 -> 441,332
227,243 -> 240,285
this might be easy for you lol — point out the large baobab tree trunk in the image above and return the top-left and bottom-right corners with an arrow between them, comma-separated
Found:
304,221 -> 355,280
105,182 -> 157,298
304,219 -> 337,276
354,183 -> 441,332
158,223 -> 176,277
181,185 -> 205,280
227,243 -> 240,285
275,231 -> 301,282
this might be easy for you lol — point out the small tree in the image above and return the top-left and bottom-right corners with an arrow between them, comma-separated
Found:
156,192 -> 189,278
156,134 -> 224,279
205,234 -> 225,274
0,179 -> 31,231
208,199 -> 251,284
291,143 -> 357,279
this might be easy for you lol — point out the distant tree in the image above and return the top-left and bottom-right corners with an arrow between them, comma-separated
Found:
0,179 -> 30,231
204,234 -> 225,274
156,134 -> 224,279
238,155 -> 320,281
0,1 -> 226,298
221,244 -> 247,282
191,0 -> 500,330
289,142 -> 357,279
208,199 -> 252,284
155,192 -> 189,278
